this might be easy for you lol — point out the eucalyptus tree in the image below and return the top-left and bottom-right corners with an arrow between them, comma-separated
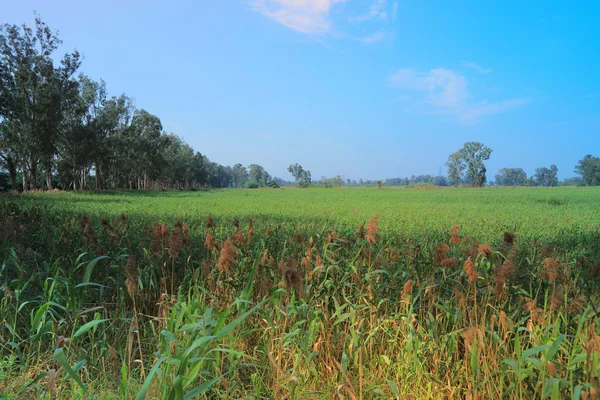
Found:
446,142 -> 492,187
534,165 -> 559,187
0,15 -> 81,190
575,155 -> 600,186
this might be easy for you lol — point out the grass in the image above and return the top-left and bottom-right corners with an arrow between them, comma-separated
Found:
1,187 -> 599,399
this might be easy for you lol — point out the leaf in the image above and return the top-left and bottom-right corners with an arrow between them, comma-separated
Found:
544,334 -> 566,362
73,319 -> 109,338
83,256 -> 109,284
386,380 -> 400,396
521,344 -> 550,361
161,330 -> 176,342
183,376 -> 221,399
53,348 -> 88,394
136,356 -> 166,400
62,360 -> 87,382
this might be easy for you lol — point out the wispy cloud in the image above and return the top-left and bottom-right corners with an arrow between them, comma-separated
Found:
462,61 -> 492,74
350,0 -> 387,22
390,68 -> 528,124
391,1 -> 398,21
250,0 -> 346,35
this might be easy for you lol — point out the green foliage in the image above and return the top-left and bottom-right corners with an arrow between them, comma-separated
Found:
1,179 -> 600,399
496,167 -> 528,186
575,154 -> 600,186
446,142 -> 493,187
287,163 -> 311,187
534,164 -> 559,187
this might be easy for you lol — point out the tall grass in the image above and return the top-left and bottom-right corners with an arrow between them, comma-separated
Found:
0,189 -> 599,398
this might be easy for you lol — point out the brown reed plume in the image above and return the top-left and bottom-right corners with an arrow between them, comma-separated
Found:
231,230 -> 245,246
402,279 -> 413,303
503,231 -> 516,245
435,243 -> 450,265
125,254 -> 138,300
365,216 -> 379,244
294,232 -> 304,244
478,243 -> 493,258
327,231 -> 339,243
450,225 -> 461,245
218,239 -> 238,275
168,226 -> 183,259
279,259 -> 303,292
205,214 -> 215,229
204,232 -> 218,251
493,259 -> 516,298
261,250 -> 269,267
441,257 -> 458,269
499,310 -> 512,334
524,297 -> 543,325
463,258 -> 478,284
540,257 -> 566,284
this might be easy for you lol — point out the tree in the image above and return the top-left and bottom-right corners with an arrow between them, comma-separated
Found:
231,163 -> 248,188
446,142 -> 492,187
248,164 -> 271,187
575,155 -> 600,186
433,176 -> 448,186
0,15 -> 81,190
287,163 -> 311,188
445,151 -> 465,186
534,165 -> 558,187
495,168 -> 527,186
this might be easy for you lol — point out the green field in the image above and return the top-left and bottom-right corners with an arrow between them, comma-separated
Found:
1,188 -> 600,399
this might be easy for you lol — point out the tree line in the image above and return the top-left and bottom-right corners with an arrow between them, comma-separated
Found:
0,16 -> 285,191
1,17 -> 599,191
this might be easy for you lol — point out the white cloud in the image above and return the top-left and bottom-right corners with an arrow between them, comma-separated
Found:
391,1 -> 398,21
462,61 -> 492,74
351,0 -> 387,22
390,68 -> 528,124
251,0 -> 346,35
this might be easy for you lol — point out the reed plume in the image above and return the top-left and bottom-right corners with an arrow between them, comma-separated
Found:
365,216 -> 379,245
503,231 -> 515,245
204,232 -> 218,251
435,243 -> 450,265
450,225 -> 461,245
463,258 -> 478,284
218,239 -> 238,275
205,214 -> 215,229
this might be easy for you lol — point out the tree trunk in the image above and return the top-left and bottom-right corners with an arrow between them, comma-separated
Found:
95,162 -> 100,189
29,159 -> 37,190
9,166 -> 17,191
46,166 -> 54,190
22,160 -> 29,191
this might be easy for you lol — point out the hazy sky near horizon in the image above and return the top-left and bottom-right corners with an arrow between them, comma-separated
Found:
3,0 -> 600,181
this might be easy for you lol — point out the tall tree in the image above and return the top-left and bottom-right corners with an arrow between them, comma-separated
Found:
231,163 -> 248,188
534,165 -> 559,187
575,155 -> 600,186
0,15 -> 81,190
495,168 -> 527,186
446,142 -> 492,187
287,163 -> 311,188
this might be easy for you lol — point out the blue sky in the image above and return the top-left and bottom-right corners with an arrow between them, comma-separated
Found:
3,0 -> 600,181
